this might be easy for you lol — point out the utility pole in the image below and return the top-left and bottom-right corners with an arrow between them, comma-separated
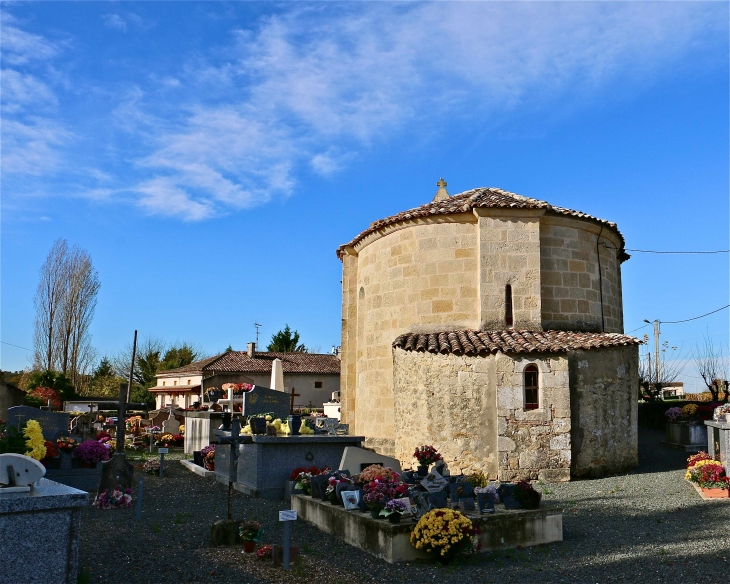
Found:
643,319 -> 661,385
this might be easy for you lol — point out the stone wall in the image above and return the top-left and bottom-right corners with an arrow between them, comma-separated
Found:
495,353 -> 571,482
392,349 -> 497,476
348,220 -> 480,446
540,217 -> 624,333
568,345 -> 638,477
476,209 -> 543,330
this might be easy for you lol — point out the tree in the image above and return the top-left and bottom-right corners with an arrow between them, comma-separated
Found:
160,343 -> 199,371
267,324 -> 307,352
32,238 -> 100,390
26,370 -> 75,401
638,337 -> 684,402
87,357 -> 123,398
114,337 -> 202,388
693,336 -> 729,403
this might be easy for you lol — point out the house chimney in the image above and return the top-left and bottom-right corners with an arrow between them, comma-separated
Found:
247,342 -> 256,358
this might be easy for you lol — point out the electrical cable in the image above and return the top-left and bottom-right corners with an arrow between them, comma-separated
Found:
626,249 -> 729,254
0,340 -> 33,351
662,305 -> 730,324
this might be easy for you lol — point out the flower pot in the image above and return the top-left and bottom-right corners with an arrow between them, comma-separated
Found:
242,540 -> 256,553
701,487 -> 730,498
288,415 -> 302,435
388,514 -> 402,524
417,465 -> 429,477
370,509 -> 382,519
206,390 -> 222,402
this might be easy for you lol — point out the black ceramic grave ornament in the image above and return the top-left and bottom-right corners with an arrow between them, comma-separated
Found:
250,417 -> 267,435
497,483 -> 520,509
310,474 -> 330,499
288,415 -> 302,435
425,490 -> 448,509
477,492 -> 496,513
335,481 -> 357,505
450,481 -> 474,501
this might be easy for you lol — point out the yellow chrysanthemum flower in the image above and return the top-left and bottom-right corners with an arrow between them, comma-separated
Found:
24,420 -> 47,461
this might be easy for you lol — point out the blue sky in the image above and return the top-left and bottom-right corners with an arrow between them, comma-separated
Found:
1,2 -> 728,391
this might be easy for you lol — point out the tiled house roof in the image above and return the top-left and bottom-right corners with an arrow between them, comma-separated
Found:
160,352 -> 341,376
393,330 -> 640,357
337,187 -> 624,256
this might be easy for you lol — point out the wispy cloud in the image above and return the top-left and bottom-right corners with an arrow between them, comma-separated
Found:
102,14 -> 127,32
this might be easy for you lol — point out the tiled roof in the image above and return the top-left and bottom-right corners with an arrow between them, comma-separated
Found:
148,384 -> 200,393
393,330 -> 640,356
156,354 -> 224,375
206,352 -> 341,374
338,187 -> 623,256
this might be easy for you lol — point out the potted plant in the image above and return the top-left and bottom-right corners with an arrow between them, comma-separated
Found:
248,413 -> 272,435
513,481 -> 541,509
685,452 -> 730,498
379,498 -> 409,524
201,444 -> 215,471
205,387 -> 222,402
73,440 -> 110,467
410,508 -> 475,563
413,445 -> 443,477
325,471 -> 352,505
239,520 -> 263,553
143,458 -> 162,475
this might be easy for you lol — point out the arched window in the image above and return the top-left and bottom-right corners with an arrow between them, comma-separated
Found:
505,284 -> 514,327
524,365 -> 539,410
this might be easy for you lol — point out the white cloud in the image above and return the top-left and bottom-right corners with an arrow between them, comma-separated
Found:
0,118 -> 72,174
123,2 -> 723,220
0,14 -> 59,65
102,14 -> 127,32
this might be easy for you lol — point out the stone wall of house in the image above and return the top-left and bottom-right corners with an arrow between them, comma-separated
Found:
392,348 -> 498,477
495,353 -> 572,482
540,217 -> 624,333
568,345 -> 639,477
476,209 -> 543,330
346,219 -> 481,448
340,247 -> 359,428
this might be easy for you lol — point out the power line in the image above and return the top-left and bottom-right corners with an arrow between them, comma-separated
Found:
628,323 -> 651,333
0,340 -> 33,352
662,305 -> 730,324
625,249 -> 729,254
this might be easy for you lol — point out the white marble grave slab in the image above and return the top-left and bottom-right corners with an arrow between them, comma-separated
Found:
0,453 -> 46,487
339,446 -> 402,475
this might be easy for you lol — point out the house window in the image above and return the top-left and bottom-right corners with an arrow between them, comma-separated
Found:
505,284 -> 513,327
162,381 -> 166,387
174,380 -> 177,386
524,365 -> 539,410
314,381 -> 323,388
187,379 -> 191,385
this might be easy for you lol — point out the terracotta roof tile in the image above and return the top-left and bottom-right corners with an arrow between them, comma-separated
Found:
393,330 -> 640,356
162,351 -> 341,376
338,187 -> 624,256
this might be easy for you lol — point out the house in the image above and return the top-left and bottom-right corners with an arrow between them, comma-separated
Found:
149,343 -> 340,411
337,180 -> 640,480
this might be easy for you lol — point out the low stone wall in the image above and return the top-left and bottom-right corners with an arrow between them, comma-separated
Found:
291,495 -> 563,563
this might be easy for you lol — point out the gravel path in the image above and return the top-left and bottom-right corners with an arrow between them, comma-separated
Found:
78,429 -> 729,583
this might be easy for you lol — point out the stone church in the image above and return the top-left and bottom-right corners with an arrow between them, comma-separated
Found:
337,180 -> 640,481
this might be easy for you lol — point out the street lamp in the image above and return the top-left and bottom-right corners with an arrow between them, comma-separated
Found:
643,319 -> 661,388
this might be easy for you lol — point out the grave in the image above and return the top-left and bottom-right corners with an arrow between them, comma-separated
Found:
291,494 -> 563,563
213,433 -> 365,499
338,446 -> 402,474
1,478 -> 88,583
7,406 -> 70,440
705,419 -> 730,475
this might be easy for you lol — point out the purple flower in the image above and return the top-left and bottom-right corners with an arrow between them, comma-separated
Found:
73,440 -> 111,464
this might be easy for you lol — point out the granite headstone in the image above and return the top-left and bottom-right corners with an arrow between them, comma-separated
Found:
7,406 -> 69,440
240,386 -> 290,420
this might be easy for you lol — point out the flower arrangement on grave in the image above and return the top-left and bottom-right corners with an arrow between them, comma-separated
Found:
410,508 -> 475,561
379,498 -> 409,520
23,420 -> 47,461
73,440 -> 111,465
149,425 -> 161,433
513,481 -> 542,509
682,404 -> 698,418
256,544 -> 273,559
56,437 -> 77,452
158,433 -> 174,446
358,464 -> 400,485
686,452 -> 713,468
143,458 -> 161,475
43,440 -> 59,459
325,471 -> 352,503
172,434 -> 184,445
94,485 -> 133,509
413,445 -> 442,468
362,476 -> 408,511
290,466 -> 330,495
222,382 -> 254,395
664,407 -> 683,422
0,421 -> 27,455
474,484 -> 499,501
685,453 -> 729,490
201,444 -> 215,471
239,520 -> 263,542
96,431 -> 112,441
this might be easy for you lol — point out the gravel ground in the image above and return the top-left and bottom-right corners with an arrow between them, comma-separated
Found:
78,429 -> 730,584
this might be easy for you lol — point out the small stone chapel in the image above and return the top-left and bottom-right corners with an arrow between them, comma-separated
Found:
337,180 -> 640,481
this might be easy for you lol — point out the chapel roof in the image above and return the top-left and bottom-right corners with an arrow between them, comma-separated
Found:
337,186 -> 624,257
393,329 -> 640,357
159,351 -> 341,376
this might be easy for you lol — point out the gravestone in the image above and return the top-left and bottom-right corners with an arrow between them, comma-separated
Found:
449,481 -> 474,501
420,469 -> 448,493
162,418 -> 180,434
7,406 -> 69,440
310,474 -> 330,500
240,385 -> 289,420
424,490 -> 448,510
338,447 -> 402,475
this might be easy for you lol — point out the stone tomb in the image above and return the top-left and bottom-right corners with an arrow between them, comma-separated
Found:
7,406 -> 70,440
0,478 -> 88,583
291,494 -> 563,563
214,434 -> 365,499
705,420 -> 730,475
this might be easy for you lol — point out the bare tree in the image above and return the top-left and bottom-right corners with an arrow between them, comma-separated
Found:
33,239 -> 68,370
33,238 -> 100,391
638,335 -> 685,401
693,335 -> 729,403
